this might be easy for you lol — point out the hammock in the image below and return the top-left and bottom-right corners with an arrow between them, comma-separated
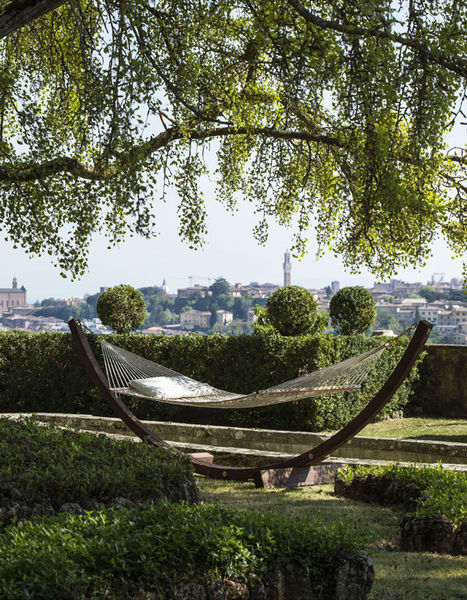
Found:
68,318 -> 433,483
101,337 -> 388,409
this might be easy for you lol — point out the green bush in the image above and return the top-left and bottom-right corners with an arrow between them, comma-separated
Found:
265,285 -> 322,335
336,463 -> 466,526
0,418 -> 197,509
0,500 -> 369,599
329,287 -> 377,335
97,285 -> 146,333
0,329 -> 421,431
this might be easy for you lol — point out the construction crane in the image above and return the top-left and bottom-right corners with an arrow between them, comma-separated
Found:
188,276 -> 212,287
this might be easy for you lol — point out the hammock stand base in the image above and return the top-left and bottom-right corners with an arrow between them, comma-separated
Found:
68,319 -> 432,483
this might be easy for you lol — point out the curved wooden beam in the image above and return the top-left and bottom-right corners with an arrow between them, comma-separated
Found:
68,319 -> 432,481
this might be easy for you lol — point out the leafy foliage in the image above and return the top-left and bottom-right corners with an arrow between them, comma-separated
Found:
0,1 -> 465,277
0,330 -> 422,431
0,418 -> 196,509
329,286 -> 377,335
336,463 -> 466,526
265,285 -> 323,336
97,285 -> 146,333
209,277 -> 231,297
418,285 -> 466,303
0,498 -> 368,599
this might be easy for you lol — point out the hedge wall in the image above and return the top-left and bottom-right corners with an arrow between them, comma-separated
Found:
0,330 -> 421,431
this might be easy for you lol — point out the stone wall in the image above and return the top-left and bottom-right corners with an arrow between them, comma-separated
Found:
412,345 -> 466,418
9,413 -> 467,465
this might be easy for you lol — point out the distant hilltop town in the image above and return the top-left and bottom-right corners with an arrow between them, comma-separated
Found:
0,260 -> 465,344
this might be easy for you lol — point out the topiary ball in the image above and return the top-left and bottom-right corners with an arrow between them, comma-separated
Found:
97,285 -> 146,333
266,285 -> 319,336
329,286 -> 376,335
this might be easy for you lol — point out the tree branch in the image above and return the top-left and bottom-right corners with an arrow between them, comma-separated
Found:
0,125 -> 344,182
1,123 -> 463,183
287,0 -> 467,78
0,0 -> 66,39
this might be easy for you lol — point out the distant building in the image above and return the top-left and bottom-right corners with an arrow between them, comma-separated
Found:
216,310 -> 233,325
177,285 -> 209,299
246,282 -> 280,298
431,273 -> 444,284
331,281 -> 340,294
246,308 -> 257,323
0,277 -> 27,312
66,297 -> 86,306
283,251 -> 291,286
180,309 -> 211,329
141,325 -> 189,336
3,313 -> 64,331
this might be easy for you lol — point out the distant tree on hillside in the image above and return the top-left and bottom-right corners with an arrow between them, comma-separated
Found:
138,286 -> 164,299
142,288 -> 175,328
233,295 -> 254,320
35,305 -> 81,321
418,286 -> 439,303
374,310 -> 401,334
41,298 -> 60,307
85,292 -> 102,311
209,278 -> 230,298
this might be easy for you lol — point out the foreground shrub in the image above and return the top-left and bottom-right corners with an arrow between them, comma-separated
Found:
0,418 -> 197,511
0,330 -> 421,431
336,463 -> 466,526
0,500 -> 371,599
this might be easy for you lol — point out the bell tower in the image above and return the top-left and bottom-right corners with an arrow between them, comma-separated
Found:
283,251 -> 291,287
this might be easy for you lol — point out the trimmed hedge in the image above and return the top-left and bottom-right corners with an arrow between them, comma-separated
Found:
0,500 -> 370,599
335,463 -> 466,526
0,330 -> 422,431
0,418 -> 197,511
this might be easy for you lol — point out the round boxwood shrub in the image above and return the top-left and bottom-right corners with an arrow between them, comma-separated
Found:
266,285 -> 321,336
329,286 -> 377,335
97,285 -> 146,333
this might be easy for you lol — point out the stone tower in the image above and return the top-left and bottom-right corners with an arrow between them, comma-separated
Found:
283,251 -> 291,286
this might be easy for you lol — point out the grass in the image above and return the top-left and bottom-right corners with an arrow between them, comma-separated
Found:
328,417 -> 467,444
370,551 -> 467,600
198,477 -> 467,600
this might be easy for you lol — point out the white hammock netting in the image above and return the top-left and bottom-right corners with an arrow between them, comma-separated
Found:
101,339 -> 388,409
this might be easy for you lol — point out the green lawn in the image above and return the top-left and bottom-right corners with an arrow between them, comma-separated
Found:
198,477 -> 467,600
330,417 -> 467,444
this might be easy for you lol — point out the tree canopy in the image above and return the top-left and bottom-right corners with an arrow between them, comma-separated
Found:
209,277 -> 231,298
0,0 -> 466,278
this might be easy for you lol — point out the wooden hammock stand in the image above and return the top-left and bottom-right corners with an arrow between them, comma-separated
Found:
68,319 -> 432,485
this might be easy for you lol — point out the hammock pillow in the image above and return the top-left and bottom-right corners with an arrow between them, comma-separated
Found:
129,375 -> 215,400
